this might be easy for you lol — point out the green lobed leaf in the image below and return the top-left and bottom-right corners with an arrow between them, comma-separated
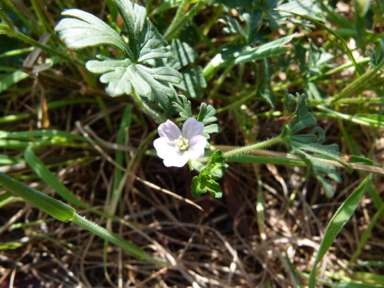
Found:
173,66 -> 207,98
55,0 -> 182,109
191,176 -> 207,197
203,124 -> 221,139
55,9 -> 130,56
282,94 -> 346,197
86,57 -> 180,108
167,39 -> 197,70
172,94 -> 193,119
222,34 -> 294,67
197,103 -> 217,125
203,35 -> 294,78
191,151 -> 228,198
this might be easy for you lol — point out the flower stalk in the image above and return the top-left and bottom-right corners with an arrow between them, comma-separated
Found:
131,89 -> 166,124
198,136 -> 283,162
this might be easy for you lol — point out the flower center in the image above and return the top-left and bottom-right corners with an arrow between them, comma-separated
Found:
174,136 -> 190,152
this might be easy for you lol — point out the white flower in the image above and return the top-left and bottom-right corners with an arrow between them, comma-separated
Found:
154,118 -> 207,167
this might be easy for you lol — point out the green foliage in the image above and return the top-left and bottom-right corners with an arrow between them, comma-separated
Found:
172,94 -> 193,119
191,150 -> 228,198
281,94 -> 348,197
366,38 -> 384,70
55,0 -> 182,110
308,175 -> 372,287
219,10 -> 266,45
165,39 -> 207,98
197,103 -> 220,139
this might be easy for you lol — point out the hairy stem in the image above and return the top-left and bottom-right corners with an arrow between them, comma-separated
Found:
131,89 -> 166,123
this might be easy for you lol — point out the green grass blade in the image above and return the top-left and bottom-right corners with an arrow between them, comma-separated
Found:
308,175 -> 372,287
24,146 -> 97,211
72,214 -> 166,264
0,171 -> 75,222
0,70 -> 30,94
350,202 -> 384,263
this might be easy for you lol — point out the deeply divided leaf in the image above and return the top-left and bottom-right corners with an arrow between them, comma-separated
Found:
282,94 -> 346,197
55,0 -> 182,109
191,151 -> 228,198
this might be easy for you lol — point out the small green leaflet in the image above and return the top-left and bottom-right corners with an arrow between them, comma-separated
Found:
197,103 -> 220,140
191,150 -> 228,198
172,94 -> 193,119
55,0 -> 182,110
281,93 -> 348,197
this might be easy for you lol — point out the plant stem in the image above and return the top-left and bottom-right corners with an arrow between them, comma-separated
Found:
131,88 -> 166,123
164,0 -> 209,41
328,59 -> 384,104
222,136 -> 283,158
198,136 -> 283,162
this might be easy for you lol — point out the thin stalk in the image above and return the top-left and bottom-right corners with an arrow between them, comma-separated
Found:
198,136 -> 283,162
328,59 -> 384,104
278,9 -> 361,77
309,97 -> 384,105
216,89 -> 256,113
131,89 -> 166,123
222,137 -> 283,158
166,0 -> 188,36
164,0 -> 209,41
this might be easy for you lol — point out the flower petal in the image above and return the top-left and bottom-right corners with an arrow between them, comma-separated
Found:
182,118 -> 204,140
158,120 -> 182,140
163,151 -> 190,167
187,135 -> 207,159
153,137 -> 176,159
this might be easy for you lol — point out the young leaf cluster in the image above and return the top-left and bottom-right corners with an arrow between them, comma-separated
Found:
55,0 -> 182,110
281,93 -> 347,197
191,151 -> 228,198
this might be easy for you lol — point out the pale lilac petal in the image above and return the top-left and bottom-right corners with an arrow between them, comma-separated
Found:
187,135 -> 207,159
163,151 -> 189,167
153,137 -> 176,159
182,118 -> 204,140
158,120 -> 182,140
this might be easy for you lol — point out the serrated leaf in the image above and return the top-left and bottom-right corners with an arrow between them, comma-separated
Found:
86,57 -> 180,108
203,124 -> 220,138
191,151 -> 227,198
290,95 -> 317,134
222,34 -> 294,66
282,94 -> 345,197
204,35 -> 294,78
55,0 -> 182,109
167,39 -> 198,70
173,66 -> 207,98
197,103 -> 217,125
172,94 -> 193,119
55,9 -> 130,55
283,91 -> 296,112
